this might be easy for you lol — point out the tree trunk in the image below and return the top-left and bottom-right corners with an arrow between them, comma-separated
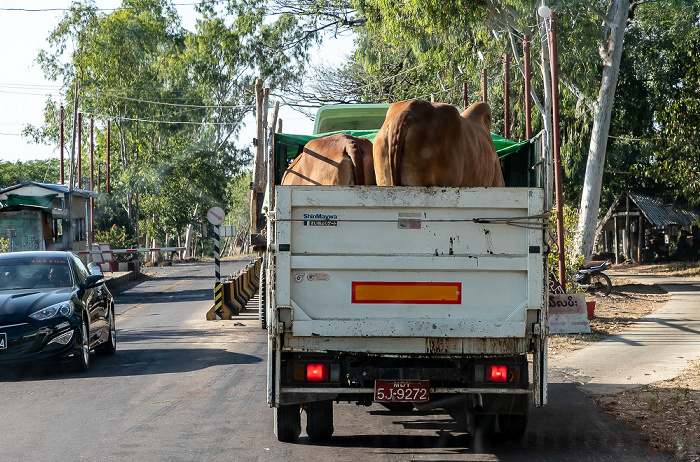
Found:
184,203 -> 199,259
575,0 -> 629,260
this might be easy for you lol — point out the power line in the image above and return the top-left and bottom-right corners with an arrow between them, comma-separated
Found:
0,1 -> 226,12
81,112 -> 246,125
84,91 -> 254,109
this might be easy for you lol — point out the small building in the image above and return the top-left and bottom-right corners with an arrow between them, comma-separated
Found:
593,191 -> 700,264
0,181 -> 97,252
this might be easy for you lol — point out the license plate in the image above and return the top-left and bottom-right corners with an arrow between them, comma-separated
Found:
0,332 -> 6,349
374,380 -> 429,402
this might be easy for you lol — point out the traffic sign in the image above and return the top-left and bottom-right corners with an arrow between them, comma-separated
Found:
207,206 -> 225,225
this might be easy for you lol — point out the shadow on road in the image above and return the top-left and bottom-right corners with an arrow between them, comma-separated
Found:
117,288 -> 214,304
0,347 -> 262,382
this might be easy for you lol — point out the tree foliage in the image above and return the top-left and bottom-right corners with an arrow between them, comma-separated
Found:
304,0 -> 700,214
16,0 -> 700,257
0,159 -> 60,188
27,0 -> 323,254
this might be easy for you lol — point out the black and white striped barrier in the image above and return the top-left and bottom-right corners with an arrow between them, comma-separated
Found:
207,257 -> 262,320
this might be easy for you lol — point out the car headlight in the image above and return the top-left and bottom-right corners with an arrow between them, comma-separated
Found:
29,301 -> 74,321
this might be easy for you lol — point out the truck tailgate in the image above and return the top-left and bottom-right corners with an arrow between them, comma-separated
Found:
274,186 -> 545,340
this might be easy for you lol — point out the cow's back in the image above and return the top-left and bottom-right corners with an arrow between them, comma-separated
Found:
374,100 -> 465,186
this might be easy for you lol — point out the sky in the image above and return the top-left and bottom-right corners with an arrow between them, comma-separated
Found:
0,1 -> 353,163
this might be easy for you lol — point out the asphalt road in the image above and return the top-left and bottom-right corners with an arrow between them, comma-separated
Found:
0,260 -> 677,461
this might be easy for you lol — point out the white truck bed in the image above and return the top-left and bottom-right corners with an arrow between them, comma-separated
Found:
273,186 -> 546,354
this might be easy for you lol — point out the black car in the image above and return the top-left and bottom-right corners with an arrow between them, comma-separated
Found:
0,251 -> 116,372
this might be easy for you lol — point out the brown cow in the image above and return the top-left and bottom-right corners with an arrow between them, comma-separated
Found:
373,99 -> 505,187
281,133 -> 376,186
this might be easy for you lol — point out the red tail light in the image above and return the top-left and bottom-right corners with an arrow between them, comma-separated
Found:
490,365 -> 508,382
307,364 -> 329,382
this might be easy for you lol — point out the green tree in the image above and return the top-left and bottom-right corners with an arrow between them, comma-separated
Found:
630,3 -> 700,205
0,159 -> 60,188
30,0 -> 322,257
303,0 -> 700,254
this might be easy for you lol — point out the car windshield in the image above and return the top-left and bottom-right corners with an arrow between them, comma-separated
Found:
0,257 -> 73,290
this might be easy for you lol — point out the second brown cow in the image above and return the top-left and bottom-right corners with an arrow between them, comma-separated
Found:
281,133 -> 376,186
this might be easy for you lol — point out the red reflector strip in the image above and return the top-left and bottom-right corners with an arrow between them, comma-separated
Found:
306,364 -> 329,382
352,282 -> 462,304
490,365 -> 508,383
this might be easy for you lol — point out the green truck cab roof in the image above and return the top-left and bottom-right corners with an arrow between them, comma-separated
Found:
313,104 -> 391,135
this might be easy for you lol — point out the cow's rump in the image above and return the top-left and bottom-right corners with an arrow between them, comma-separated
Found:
373,99 -> 505,187
281,133 -> 376,186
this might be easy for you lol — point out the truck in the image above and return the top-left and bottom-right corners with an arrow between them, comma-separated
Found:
251,102 -> 549,442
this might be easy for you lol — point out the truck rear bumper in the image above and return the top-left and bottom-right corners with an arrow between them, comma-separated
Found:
274,352 -> 531,407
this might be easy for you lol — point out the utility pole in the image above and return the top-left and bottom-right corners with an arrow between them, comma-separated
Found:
89,118 -> 94,257
66,78 -> 80,251
60,106 -> 64,184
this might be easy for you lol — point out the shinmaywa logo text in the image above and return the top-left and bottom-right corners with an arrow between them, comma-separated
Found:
303,214 -> 338,220
303,213 -> 338,226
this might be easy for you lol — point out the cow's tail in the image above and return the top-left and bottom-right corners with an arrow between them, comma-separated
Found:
345,138 -> 365,186
387,111 -> 410,186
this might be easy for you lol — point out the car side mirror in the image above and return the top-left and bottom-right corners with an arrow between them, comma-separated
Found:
82,274 -> 106,290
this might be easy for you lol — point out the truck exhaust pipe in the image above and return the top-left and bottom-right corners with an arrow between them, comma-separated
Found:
473,393 -> 483,413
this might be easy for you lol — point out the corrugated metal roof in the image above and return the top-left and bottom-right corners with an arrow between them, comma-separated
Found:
0,181 -> 96,198
629,192 -> 700,228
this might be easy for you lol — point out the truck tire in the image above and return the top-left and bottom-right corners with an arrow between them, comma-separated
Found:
498,409 -> 528,438
274,404 -> 301,442
306,400 -> 334,441
259,260 -> 267,330
447,402 -> 496,437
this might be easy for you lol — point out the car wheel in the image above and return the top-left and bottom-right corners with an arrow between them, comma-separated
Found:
95,305 -> 117,356
73,316 -> 90,372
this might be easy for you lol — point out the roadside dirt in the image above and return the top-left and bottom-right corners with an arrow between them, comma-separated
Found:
548,265 -> 699,461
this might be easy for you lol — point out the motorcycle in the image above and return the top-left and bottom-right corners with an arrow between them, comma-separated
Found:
574,260 -> 612,297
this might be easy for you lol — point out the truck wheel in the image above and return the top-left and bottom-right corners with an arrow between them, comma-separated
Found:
498,410 -> 528,438
274,404 -> 301,442
259,260 -> 267,330
306,400 -> 334,441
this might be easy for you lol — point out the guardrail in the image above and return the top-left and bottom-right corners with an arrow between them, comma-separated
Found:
75,246 -> 186,255
207,257 -> 262,320
75,245 -> 186,273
